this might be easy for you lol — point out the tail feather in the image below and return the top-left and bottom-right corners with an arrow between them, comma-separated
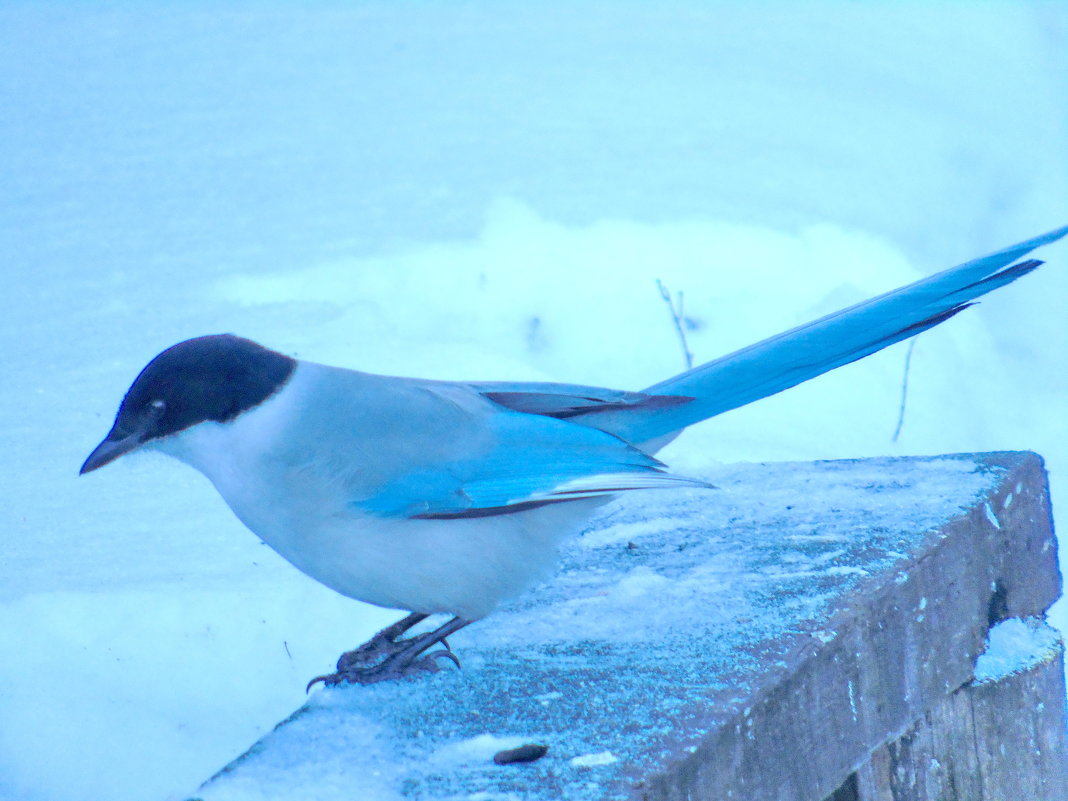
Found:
952,258 -> 1042,298
574,227 -> 1067,449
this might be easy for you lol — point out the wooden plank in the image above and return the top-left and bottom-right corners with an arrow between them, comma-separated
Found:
192,452 -> 1063,801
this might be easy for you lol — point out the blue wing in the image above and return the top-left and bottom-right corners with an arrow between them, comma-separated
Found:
472,382 -> 692,418
354,409 -> 710,520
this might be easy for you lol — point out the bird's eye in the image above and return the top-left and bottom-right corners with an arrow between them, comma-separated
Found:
149,399 -> 166,416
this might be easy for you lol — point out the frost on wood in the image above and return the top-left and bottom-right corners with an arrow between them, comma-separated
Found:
195,452 -> 1062,801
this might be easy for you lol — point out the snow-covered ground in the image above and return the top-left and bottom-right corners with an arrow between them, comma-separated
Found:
1,3 -> 1065,800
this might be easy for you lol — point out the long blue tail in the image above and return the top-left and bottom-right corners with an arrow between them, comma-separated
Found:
579,225 -> 1068,448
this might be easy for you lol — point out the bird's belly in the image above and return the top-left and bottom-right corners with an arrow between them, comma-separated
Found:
232,497 -> 602,620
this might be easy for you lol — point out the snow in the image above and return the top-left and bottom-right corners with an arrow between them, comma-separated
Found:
973,618 -> 1063,684
0,3 -> 1065,800
569,752 -> 618,769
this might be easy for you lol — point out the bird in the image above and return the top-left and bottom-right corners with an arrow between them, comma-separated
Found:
81,225 -> 1067,687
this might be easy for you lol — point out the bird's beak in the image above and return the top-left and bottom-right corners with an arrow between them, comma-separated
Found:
79,430 -> 143,475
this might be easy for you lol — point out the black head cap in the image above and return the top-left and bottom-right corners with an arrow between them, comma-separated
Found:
80,334 -> 296,474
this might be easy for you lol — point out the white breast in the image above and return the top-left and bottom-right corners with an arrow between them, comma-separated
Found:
267,497 -> 600,619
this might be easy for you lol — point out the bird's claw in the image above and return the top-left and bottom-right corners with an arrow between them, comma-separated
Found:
422,648 -> 462,670
306,672 -> 334,693
305,614 -> 469,691
306,646 -> 461,691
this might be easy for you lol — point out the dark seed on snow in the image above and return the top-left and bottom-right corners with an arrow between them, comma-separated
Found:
493,744 -> 549,765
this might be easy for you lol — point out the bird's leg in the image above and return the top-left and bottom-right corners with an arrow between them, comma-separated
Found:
307,616 -> 472,689
306,612 -> 427,691
364,616 -> 471,679
334,612 -> 429,672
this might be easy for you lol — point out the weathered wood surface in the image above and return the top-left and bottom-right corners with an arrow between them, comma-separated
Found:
192,452 -> 1064,801
846,634 -> 1066,801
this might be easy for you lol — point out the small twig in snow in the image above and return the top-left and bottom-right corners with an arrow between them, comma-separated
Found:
892,338 -> 917,442
656,279 -> 694,370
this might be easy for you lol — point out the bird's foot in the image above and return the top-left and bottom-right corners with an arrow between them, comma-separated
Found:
306,615 -> 470,690
306,646 -> 460,690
